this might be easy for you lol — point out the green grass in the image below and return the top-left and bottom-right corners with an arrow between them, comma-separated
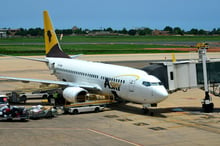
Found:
0,45 -> 43,55
62,44 -> 188,54
0,44 -> 187,55
65,35 -> 220,42
1,35 -> 220,43
0,35 -> 219,55
0,37 -> 43,43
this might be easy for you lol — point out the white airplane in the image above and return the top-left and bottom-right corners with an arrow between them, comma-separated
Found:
0,11 -> 168,109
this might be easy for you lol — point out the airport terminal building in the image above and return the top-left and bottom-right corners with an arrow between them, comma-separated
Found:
0,29 -> 7,38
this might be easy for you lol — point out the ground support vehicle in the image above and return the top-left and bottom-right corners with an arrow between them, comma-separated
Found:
29,91 -> 49,99
18,91 -> 49,101
0,105 -> 29,121
0,95 -> 9,105
64,100 -> 114,114
0,95 -> 28,121
6,91 -> 50,104
28,105 -> 57,119
68,105 -> 104,114
6,92 -> 27,104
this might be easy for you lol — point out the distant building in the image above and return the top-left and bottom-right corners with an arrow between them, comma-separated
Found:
72,26 -> 79,31
0,29 -> 21,38
0,29 -> 7,38
88,31 -> 119,36
8,29 -> 20,36
152,29 -> 169,36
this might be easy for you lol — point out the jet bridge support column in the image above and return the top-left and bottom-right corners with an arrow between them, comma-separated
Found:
198,43 -> 214,112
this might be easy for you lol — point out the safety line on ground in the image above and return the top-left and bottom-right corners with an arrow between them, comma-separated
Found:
88,128 -> 144,146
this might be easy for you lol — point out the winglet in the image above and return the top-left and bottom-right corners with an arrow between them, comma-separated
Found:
43,11 -> 70,58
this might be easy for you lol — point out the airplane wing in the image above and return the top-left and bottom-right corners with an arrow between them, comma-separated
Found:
0,76 -> 102,91
0,54 -> 48,63
0,54 -> 83,62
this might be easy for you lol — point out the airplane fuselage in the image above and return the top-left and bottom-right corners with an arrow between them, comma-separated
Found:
47,57 -> 168,104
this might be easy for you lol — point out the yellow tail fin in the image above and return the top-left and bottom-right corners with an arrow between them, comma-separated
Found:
43,11 -> 69,58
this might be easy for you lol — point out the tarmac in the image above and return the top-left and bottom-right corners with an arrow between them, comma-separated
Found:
0,53 -> 220,146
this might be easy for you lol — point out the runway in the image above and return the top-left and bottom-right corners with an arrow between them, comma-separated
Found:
0,53 -> 220,146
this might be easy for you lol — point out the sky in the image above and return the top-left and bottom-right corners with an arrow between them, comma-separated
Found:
0,0 -> 219,31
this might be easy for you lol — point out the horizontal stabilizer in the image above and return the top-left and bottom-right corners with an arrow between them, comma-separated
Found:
0,54 -> 48,62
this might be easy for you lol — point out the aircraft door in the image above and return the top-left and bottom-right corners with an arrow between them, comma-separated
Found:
129,80 -> 135,92
49,62 -> 56,74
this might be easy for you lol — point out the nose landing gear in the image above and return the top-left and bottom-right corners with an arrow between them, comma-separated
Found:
142,104 -> 157,116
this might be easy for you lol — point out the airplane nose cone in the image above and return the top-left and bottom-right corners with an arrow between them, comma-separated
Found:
154,86 -> 168,101
160,89 -> 168,97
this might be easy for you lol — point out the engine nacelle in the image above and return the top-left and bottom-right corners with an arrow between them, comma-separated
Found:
63,87 -> 88,103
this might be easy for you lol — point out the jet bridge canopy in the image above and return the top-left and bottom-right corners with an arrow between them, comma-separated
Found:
142,64 -> 168,89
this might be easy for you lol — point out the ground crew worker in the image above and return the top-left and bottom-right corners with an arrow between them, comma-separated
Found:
53,91 -> 59,105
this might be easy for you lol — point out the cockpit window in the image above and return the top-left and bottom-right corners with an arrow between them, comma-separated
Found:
151,82 -> 162,86
142,81 -> 162,87
142,81 -> 151,87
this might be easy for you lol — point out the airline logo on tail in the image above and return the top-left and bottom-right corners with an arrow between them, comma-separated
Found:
43,11 -> 70,58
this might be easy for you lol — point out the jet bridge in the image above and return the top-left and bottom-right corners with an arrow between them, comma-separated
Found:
143,60 -> 220,91
142,57 -> 220,112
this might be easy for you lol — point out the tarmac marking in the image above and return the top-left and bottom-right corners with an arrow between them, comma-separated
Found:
162,118 -> 220,134
88,128 -> 144,146
0,127 -> 84,130
167,125 -> 184,129
0,127 -> 145,145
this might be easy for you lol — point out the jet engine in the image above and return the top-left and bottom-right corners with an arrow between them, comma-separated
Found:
63,87 -> 88,103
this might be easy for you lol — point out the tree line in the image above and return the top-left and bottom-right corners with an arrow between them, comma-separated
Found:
10,26 -> 220,36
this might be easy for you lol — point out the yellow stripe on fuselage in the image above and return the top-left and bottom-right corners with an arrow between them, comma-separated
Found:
114,74 -> 140,80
